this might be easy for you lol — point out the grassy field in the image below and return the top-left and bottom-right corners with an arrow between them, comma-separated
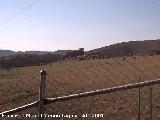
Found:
1,55 -> 160,120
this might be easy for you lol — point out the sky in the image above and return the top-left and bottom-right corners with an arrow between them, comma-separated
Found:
0,0 -> 160,51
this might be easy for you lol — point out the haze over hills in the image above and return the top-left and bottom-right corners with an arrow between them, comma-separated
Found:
1,40 -> 160,58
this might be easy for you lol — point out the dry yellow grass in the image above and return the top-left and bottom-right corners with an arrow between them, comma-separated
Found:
0,55 -> 160,120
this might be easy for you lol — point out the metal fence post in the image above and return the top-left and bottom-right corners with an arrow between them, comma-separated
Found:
38,70 -> 47,120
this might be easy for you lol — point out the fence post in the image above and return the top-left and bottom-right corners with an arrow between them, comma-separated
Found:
150,87 -> 153,120
138,76 -> 141,120
38,70 -> 47,120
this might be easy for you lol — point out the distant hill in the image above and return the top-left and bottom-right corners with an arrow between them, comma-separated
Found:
24,51 -> 50,55
1,40 -> 160,68
0,53 -> 63,68
0,50 -> 16,57
0,50 -> 69,57
86,40 -> 160,59
0,49 -> 79,68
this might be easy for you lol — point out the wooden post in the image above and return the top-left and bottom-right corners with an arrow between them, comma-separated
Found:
150,87 -> 153,120
138,76 -> 141,120
38,70 -> 47,120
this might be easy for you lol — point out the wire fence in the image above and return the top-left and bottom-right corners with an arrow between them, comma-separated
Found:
0,55 -> 160,120
1,75 -> 160,119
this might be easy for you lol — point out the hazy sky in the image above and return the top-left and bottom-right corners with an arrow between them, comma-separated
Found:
0,0 -> 160,51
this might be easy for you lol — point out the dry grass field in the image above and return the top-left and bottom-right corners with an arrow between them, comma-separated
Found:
1,55 -> 160,120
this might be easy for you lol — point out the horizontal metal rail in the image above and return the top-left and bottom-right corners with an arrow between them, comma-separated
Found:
0,101 -> 39,117
45,79 -> 160,104
1,79 -> 160,117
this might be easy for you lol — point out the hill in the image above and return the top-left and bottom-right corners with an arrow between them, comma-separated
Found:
0,50 -> 69,57
1,40 -> 160,68
0,50 -> 16,57
86,40 -> 160,59
0,49 -> 84,69
52,50 -> 72,56
0,53 -> 63,69
1,40 -> 160,59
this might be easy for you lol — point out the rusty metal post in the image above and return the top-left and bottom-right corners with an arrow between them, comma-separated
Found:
38,70 -> 47,120
150,87 -> 153,120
